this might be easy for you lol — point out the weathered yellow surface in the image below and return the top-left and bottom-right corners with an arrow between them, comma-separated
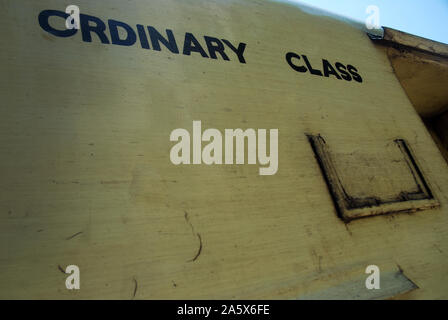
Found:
382,27 -> 448,56
378,28 -> 448,118
1,0 -> 448,299
386,46 -> 448,118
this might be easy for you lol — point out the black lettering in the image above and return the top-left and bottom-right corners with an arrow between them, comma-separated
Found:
80,14 -> 110,44
222,39 -> 246,63
286,52 -> 307,73
136,24 -> 150,49
322,59 -> 342,80
38,10 -> 77,38
335,62 -> 352,81
147,27 -> 179,53
347,65 -> 363,83
183,32 -> 208,57
204,36 -> 229,60
302,55 -> 323,76
108,19 -> 136,46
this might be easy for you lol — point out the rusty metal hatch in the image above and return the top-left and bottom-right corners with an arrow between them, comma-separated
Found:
307,134 -> 440,221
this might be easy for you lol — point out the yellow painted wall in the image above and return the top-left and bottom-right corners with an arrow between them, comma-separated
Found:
0,0 -> 447,299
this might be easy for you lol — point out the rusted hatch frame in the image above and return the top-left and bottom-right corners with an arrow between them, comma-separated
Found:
307,134 -> 440,221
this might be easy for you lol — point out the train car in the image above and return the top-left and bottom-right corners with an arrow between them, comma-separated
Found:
1,0 -> 447,299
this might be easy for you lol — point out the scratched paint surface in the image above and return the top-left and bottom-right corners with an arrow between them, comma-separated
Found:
0,0 -> 448,299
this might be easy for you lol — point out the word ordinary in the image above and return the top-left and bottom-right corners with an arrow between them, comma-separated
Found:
38,9 -> 247,63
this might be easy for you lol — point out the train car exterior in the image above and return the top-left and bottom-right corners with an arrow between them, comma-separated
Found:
1,0 -> 448,299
